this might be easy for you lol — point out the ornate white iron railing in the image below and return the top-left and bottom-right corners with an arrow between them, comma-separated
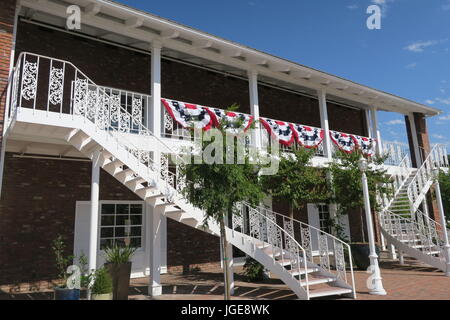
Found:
234,203 -> 311,295
237,203 -> 355,288
383,141 -> 411,167
407,144 -> 444,211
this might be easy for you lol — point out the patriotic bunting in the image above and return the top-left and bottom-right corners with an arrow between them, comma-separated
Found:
291,124 -> 324,149
207,108 -> 254,135
161,98 -> 213,131
330,131 -> 357,154
353,135 -> 377,157
260,118 -> 295,146
162,98 -> 373,156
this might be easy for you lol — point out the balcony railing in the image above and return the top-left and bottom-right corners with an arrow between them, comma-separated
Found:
9,52 -> 444,169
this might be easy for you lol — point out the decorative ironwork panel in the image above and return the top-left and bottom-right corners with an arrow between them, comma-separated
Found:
318,234 -> 330,270
73,79 -> 88,115
249,209 -> 261,239
48,67 -> 64,105
21,60 -> 38,101
164,109 -> 174,132
300,226 -> 312,261
232,212 -> 244,232
334,241 -> 346,281
132,97 -> 143,126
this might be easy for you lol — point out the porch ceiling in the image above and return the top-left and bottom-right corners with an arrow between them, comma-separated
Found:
19,0 -> 442,117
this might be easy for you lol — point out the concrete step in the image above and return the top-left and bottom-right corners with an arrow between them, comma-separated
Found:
308,287 -> 353,299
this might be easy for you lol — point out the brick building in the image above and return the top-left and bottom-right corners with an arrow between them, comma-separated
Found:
0,0 -> 448,299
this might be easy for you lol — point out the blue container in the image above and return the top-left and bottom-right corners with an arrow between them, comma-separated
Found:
54,287 -> 80,300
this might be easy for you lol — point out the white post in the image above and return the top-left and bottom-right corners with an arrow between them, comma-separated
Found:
434,176 -> 450,276
370,106 -> 383,156
248,70 -> 261,149
408,113 -> 422,167
365,109 -> 373,138
0,3 -> 21,197
224,216 -> 234,295
150,41 -> 162,137
161,216 -> 168,274
360,158 -> 387,295
149,206 -> 164,296
318,89 -> 332,160
88,151 -> 101,274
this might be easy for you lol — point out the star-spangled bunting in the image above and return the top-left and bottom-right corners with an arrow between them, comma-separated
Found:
161,98 -> 213,131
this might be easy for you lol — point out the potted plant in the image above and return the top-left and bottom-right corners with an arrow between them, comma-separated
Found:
243,257 -> 267,282
91,267 -> 113,300
350,242 -> 381,270
52,235 -> 80,300
104,244 -> 137,300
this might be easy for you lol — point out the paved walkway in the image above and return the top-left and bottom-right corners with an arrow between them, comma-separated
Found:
1,257 -> 449,300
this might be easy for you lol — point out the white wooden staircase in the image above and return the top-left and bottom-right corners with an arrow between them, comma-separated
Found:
379,147 -> 450,273
3,52 -> 357,300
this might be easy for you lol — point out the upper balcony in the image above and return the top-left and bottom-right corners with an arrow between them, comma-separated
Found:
4,52 -> 448,173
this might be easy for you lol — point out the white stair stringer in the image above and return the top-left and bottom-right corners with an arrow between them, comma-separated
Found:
64,121 -> 355,299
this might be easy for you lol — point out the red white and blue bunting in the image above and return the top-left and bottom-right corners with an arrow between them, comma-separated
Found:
260,118 -> 295,146
291,124 -> 324,149
330,131 -> 357,154
161,98 -> 213,131
207,108 -> 254,135
353,135 -> 377,157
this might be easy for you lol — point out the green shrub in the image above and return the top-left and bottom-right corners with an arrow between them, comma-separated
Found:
91,268 -> 113,295
104,244 -> 137,264
243,257 -> 265,282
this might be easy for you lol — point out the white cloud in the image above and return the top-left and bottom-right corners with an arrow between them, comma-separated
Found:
425,99 -> 435,105
405,62 -> 417,69
404,40 -> 439,53
386,119 -> 404,125
347,4 -> 358,10
436,98 -> 450,105
438,114 -> 450,121
443,1 -> 450,11
371,0 -> 396,16
432,134 -> 445,140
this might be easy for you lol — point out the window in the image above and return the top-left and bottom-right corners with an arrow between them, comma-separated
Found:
318,204 -> 331,234
100,203 -> 144,250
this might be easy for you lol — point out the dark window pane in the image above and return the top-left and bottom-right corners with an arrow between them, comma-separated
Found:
116,215 -> 130,226
130,215 -> 142,225
130,227 -> 141,237
130,204 -> 143,214
130,237 -> 141,248
101,215 -> 115,226
114,238 -> 126,247
116,204 -> 129,215
101,227 -> 114,238
115,227 -> 125,237
101,204 -> 115,215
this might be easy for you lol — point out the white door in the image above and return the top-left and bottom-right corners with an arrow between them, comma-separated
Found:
74,201 -> 149,278
307,204 -> 351,254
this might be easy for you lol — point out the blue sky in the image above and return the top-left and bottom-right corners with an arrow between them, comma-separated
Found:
119,0 -> 450,147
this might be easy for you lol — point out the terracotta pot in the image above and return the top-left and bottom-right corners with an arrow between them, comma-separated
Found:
91,293 -> 113,300
105,262 -> 132,300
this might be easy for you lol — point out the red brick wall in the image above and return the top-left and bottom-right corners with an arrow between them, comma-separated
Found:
0,153 -> 221,284
0,0 -> 16,149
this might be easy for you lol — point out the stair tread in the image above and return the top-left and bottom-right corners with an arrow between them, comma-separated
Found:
308,286 -> 353,299
300,275 -> 336,286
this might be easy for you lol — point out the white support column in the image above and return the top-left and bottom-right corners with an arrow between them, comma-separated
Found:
161,216 -> 168,274
248,70 -> 261,149
149,206 -> 164,296
318,89 -> 332,160
0,2 -> 21,197
150,41 -> 162,138
370,106 -> 383,156
434,179 -> 450,276
407,113 -> 422,167
365,109 -> 373,139
88,151 -> 101,274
